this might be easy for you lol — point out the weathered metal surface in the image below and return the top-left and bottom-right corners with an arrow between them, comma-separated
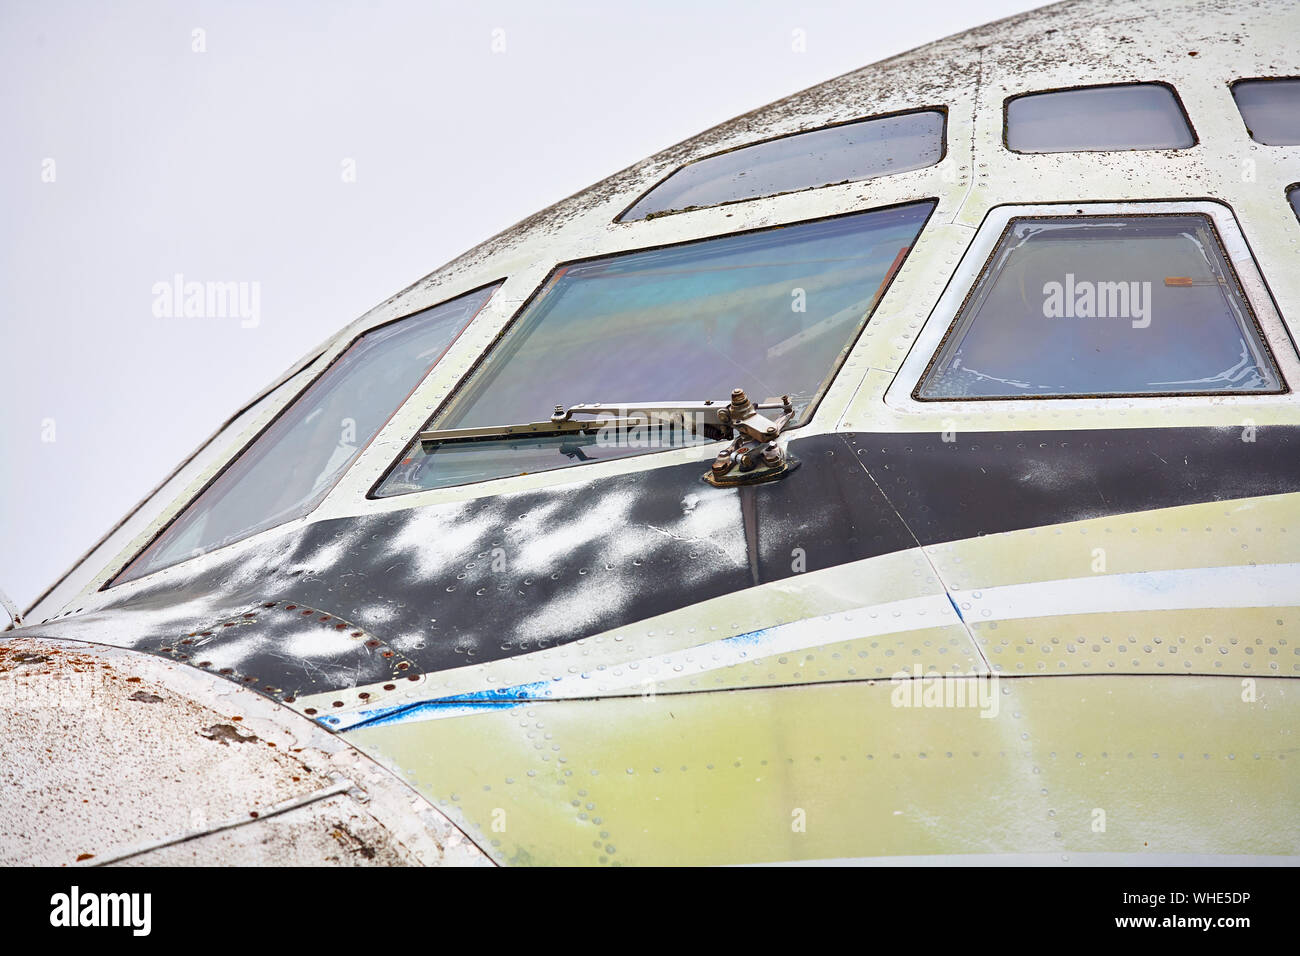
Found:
0,637 -> 489,866
149,601 -> 418,704
113,794 -> 421,867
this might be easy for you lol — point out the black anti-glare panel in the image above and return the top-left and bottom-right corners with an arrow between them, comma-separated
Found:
24,426 -> 1300,704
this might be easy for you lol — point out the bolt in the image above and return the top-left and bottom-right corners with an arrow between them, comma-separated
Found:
762,442 -> 783,466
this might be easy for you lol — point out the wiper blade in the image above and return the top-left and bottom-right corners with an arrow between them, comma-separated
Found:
419,392 -> 794,445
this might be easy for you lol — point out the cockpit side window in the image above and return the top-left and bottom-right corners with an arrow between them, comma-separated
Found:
1004,83 -> 1196,152
113,284 -> 499,584
1231,78 -> 1300,145
618,110 -> 945,222
915,214 -> 1282,400
377,201 -> 936,496
1289,184 -> 1300,222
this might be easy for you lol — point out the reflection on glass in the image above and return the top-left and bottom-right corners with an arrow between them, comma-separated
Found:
917,215 -> 1281,399
1232,79 -> 1300,145
117,285 -> 498,582
619,111 -> 945,221
1006,84 -> 1195,152
378,202 -> 936,495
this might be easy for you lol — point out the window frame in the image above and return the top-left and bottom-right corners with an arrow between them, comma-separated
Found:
614,106 -> 948,223
102,281 -> 502,590
371,200 -> 940,498
1229,76 -> 1300,146
886,200 -> 1298,411
1001,81 -> 1199,154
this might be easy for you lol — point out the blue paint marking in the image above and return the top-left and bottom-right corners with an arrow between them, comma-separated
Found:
946,593 -> 965,622
329,623 -> 788,731
720,625 -> 773,650
330,680 -> 551,731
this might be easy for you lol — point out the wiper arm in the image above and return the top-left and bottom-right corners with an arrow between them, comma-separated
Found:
419,387 -> 803,489
418,391 -> 794,445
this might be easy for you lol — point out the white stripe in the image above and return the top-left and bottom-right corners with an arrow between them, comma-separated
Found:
543,593 -> 960,696
959,562 -> 1300,621
344,562 -> 1300,728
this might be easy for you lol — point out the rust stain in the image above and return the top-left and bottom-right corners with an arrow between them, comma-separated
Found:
198,723 -> 259,746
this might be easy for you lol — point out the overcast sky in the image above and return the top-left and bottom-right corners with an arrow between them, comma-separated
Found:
0,0 -> 1048,611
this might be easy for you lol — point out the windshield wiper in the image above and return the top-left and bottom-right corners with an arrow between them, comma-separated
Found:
418,387 -> 802,488
418,391 -> 793,445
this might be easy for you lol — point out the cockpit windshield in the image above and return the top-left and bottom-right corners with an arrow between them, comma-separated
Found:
115,284 -> 498,583
915,214 -> 1282,399
375,201 -> 935,495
